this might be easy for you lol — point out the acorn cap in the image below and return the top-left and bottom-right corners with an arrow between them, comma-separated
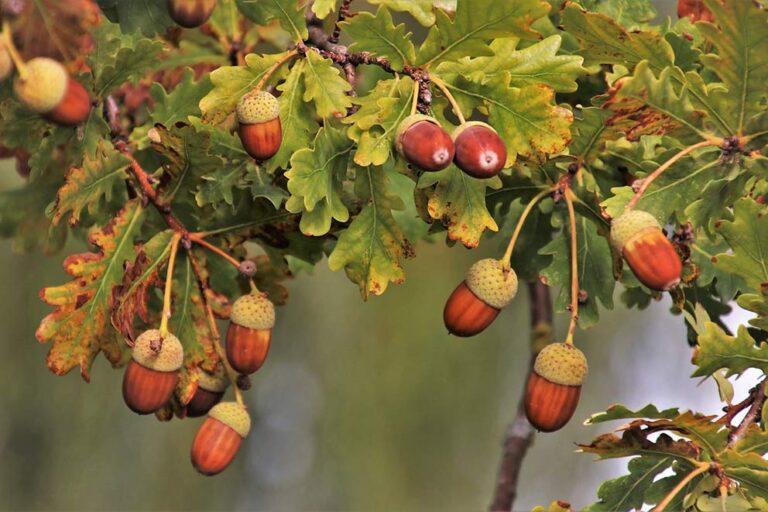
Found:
465,258 -> 518,310
13,57 -> 69,113
533,343 -> 588,386
230,293 -> 275,330
131,329 -> 184,372
395,114 -> 440,154
197,369 -> 228,393
236,90 -> 280,124
452,121 -> 498,140
209,401 -> 251,438
610,209 -> 660,254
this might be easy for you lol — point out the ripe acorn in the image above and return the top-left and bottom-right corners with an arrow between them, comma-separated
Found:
524,343 -> 588,432
191,401 -> 251,476
226,292 -> 275,374
186,369 -> 228,418
444,258 -> 518,337
0,43 -> 12,81
452,122 -> 507,179
611,209 -> 682,291
236,90 -> 282,162
167,0 -> 217,28
395,114 -> 455,172
122,329 -> 184,415
13,57 -> 91,126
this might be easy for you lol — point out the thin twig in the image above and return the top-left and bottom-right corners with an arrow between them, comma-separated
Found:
431,75 -> 466,124
329,0 -> 354,44
159,234 -> 182,336
727,380 -> 767,447
563,187 -> 580,346
501,188 -> 554,267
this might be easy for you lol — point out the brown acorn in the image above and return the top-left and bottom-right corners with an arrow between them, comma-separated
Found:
167,0 -> 217,28
226,292 -> 275,374
444,258 -> 518,337
122,329 -> 184,415
524,343 -> 588,432
236,90 -> 282,161
452,122 -> 507,178
611,210 -> 682,291
395,114 -> 455,172
186,369 -> 228,418
13,58 -> 91,126
191,401 -> 251,476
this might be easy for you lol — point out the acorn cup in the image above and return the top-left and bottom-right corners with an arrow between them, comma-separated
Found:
167,0 -> 217,28
226,292 -> 275,374
122,329 -> 184,415
236,90 -> 282,161
444,258 -> 518,337
610,210 -> 682,291
13,57 -> 91,126
452,121 -> 507,178
524,343 -> 588,433
191,401 -> 251,476
395,114 -> 455,172
186,370 -> 228,418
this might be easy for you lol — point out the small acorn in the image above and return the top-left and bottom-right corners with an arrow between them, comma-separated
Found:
444,258 -> 518,337
611,209 -> 682,291
191,401 -> 251,476
13,57 -> 91,125
226,292 -> 275,374
122,329 -> 184,415
452,122 -> 507,179
236,90 -> 282,161
0,42 -> 12,81
186,369 -> 228,418
524,343 -> 588,432
167,0 -> 217,28
395,114 -> 455,172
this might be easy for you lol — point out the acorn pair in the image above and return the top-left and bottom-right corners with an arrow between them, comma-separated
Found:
13,57 -> 91,125
396,115 -> 507,178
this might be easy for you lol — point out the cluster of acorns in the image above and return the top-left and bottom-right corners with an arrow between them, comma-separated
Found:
121,292 -> 276,475
442,209 -> 682,432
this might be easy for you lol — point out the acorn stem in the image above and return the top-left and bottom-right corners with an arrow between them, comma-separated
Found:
1,20 -> 27,78
651,462 -> 710,512
201,289 -> 246,407
159,233 -> 182,337
563,187 -> 579,346
625,138 -> 721,211
431,75 -> 466,125
190,234 -> 260,292
409,78 -> 419,116
254,49 -> 299,92
501,187 -> 554,267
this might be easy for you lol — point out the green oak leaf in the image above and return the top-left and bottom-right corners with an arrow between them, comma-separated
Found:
366,0 -> 453,27
583,456 -> 675,512
586,404 -> 680,424
693,323 -> 768,378
302,50 -> 352,118
96,0 -> 174,35
236,0 -> 308,41
737,293 -> 768,333
573,0 -> 657,29
148,70 -> 212,129
713,198 -> 768,292
341,7 -> 416,69
311,0 -> 337,18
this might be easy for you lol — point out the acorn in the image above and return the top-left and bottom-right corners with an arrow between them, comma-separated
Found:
395,114 -> 455,172
236,90 -> 282,161
524,343 -> 588,432
13,57 -> 91,125
167,0 -> 217,28
452,122 -> 507,179
186,369 -> 228,418
226,292 -> 275,374
0,42 -> 12,81
122,329 -> 184,415
611,209 -> 682,291
191,401 -> 251,476
444,258 -> 518,337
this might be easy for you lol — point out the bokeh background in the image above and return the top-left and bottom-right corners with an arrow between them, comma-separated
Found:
0,1 -> 747,510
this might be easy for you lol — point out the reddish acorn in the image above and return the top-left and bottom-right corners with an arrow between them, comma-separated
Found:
167,0 -> 217,28
226,292 -> 275,374
14,57 -> 91,125
524,343 -> 588,433
191,401 -> 251,476
186,369 -> 228,418
236,90 -> 282,161
611,210 -> 682,291
444,258 -> 518,337
122,329 -> 184,415
452,121 -> 507,178
395,114 -> 455,172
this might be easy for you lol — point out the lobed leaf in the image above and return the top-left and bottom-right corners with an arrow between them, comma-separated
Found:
341,7 -> 416,69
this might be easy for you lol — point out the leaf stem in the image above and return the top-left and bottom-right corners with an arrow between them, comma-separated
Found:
159,233 -> 182,337
189,234 -> 259,292
410,78 -> 419,116
563,187 -> 579,346
431,75 -> 466,125
1,20 -> 27,78
255,49 -> 299,92
651,462 -> 710,512
500,187 -> 554,267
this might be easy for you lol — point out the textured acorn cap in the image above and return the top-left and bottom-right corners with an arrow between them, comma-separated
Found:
533,343 -> 588,386
610,209 -> 660,253
209,401 -> 251,438
13,57 -> 69,113
465,258 -> 518,310
197,369 -> 228,393
236,90 -> 280,124
395,114 -> 441,154
231,293 -> 275,330
131,329 -> 184,372
452,120 -> 498,140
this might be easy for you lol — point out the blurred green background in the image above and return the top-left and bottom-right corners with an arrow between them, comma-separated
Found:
0,1 -> 739,511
